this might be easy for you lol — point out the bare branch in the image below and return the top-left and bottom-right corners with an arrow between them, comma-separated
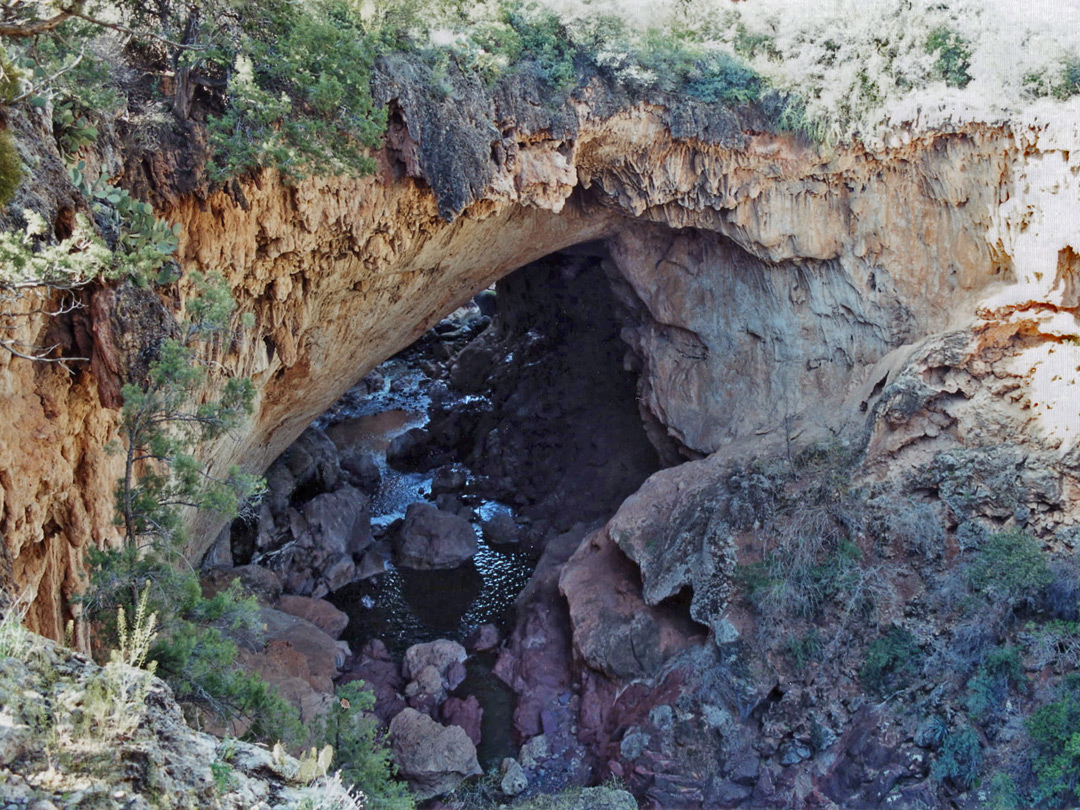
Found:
69,8 -> 207,51
0,2 -> 82,39
11,46 -> 84,103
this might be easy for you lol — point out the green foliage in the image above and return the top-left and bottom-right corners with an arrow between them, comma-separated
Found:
1028,674 -> 1080,805
965,645 -> 1025,725
1026,55 -> 1080,101
0,50 -> 22,103
987,772 -> 1021,810
84,547 -> 302,744
0,595 -> 34,660
0,208 -> 111,288
115,271 -> 260,549
53,100 -> 99,161
67,163 -> 183,283
926,26 -> 971,88
210,760 -> 236,793
7,23 -> 122,160
81,274 -> 291,742
626,29 -> 761,104
785,629 -> 821,671
931,724 -> 982,789
860,625 -> 923,696
1055,57 -> 1080,100
0,129 -> 23,207
208,0 -> 386,181
501,3 -> 577,92
967,529 -> 1052,606
317,681 -> 414,810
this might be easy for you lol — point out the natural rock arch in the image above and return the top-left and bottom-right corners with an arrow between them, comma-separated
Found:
5,94 -> 1078,639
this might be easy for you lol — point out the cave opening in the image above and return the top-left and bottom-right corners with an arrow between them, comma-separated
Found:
225,240 -> 662,766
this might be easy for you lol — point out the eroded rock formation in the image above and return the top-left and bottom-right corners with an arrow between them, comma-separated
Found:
4,65 -> 1080,692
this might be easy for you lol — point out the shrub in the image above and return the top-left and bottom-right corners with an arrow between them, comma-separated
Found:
965,645 -> 1025,726
1056,56 -> 1080,100
861,625 -> 923,696
869,496 -> 944,560
785,629 -> 821,671
987,772 -> 1021,810
967,529 -> 1052,607
317,681 -> 415,810
1028,674 -> 1080,804
0,593 -> 33,660
1040,557 -> 1080,621
925,26 -> 971,88
931,724 -> 982,789
504,3 -> 578,92
208,0 -> 386,181
1023,619 -> 1080,672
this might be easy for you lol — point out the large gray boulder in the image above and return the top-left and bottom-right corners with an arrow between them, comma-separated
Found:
389,708 -> 482,799
395,503 -> 477,570
301,485 -> 372,558
402,639 -> 468,706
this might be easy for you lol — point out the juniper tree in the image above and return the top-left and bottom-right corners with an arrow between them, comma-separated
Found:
115,270 -> 260,554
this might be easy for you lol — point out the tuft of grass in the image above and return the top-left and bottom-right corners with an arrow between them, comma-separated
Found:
0,593 -> 34,660
0,129 -> 23,208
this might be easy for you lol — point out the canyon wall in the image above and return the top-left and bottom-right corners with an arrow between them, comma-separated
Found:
4,65 -> 1080,650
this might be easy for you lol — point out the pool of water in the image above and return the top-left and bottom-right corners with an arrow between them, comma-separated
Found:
324,353 -> 538,767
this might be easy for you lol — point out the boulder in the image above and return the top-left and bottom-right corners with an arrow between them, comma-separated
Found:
278,595 -> 349,639
559,527 -> 699,681
357,548 -> 387,579
404,639 -> 468,683
481,511 -> 519,546
339,640 -> 406,724
465,623 -> 500,653
441,696 -> 483,746
283,426 -> 341,493
389,708 -> 482,799
500,758 -> 528,796
386,427 -> 433,470
300,485 -> 372,558
402,639 -> 468,706
321,555 -> 357,596
340,447 -> 381,494
258,607 -> 343,691
449,341 -> 496,393
431,464 -> 468,495
201,564 -> 283,607
396,503 -> 477,570
236,647 -> 335,727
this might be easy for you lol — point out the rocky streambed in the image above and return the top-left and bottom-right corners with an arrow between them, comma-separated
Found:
207,248 -> 660,801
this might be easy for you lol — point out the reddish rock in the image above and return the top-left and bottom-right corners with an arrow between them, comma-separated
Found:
559,526 -> 699,681
395,503 -> 477,570
258,607 -> 342,692
493,528 -> 582,740
389,708 -> 482,799
201,564 -> 283,606
441,695 -> 483,745
465,623 -> 500,652
278,594 -> 349,639
338,639 -> 406,724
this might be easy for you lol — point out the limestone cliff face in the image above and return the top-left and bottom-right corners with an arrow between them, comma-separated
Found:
4,65 -> 1080,640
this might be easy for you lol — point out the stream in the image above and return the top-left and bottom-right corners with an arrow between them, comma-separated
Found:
321,348 -> 534,768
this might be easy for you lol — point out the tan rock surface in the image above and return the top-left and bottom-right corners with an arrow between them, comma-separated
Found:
6,84 -> 1080,646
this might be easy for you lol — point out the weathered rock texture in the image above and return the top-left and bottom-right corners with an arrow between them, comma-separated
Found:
5,59 -> 1080,662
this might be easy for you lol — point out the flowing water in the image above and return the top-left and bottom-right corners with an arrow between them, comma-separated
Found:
324,353 -> 534,768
